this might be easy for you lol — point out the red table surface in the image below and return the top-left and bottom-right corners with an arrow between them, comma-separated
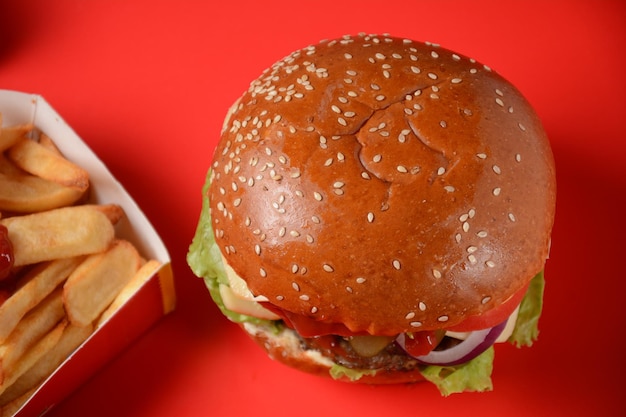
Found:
2,1 -> 625,416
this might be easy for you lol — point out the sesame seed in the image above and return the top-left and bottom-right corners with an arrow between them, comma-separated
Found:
299,294 -> 310,301
493,187 -> 502,196
311,306 -> 318,313
292,282 -> 300,291
444,186 -> 455,193
432,269 -> 442,279
405,312 -> 415,320
410,66 -> 421,74
306,234 -> 314,243
410,321 -> 423,328
333,181 -> 345,188
492,165 -> 502,174
276,295 -> 284,301
361,172 -> 371,180
486,260 -> 496,268
439,120 -> 447,128
467,246 -> 478,253
313,192 -> 323,201
393,259 -> 401,270
356,277 -> 366,284
515,154 -> 522,162
419,302 -> 427,311
477,230 -> 488,238
477,153 -> 487,159
427,72 -> 438,80
373,154 -> 382,163
291,264 -> 299,274
346,286 -> 353,293
518,122 -> 527,131
311,215 -> 321,224
482,296 -> 492,304
468,254 -> 477,264
438,315 -> 449,322
279,227 -> 286,237
451,78 -> 462,84
437,167 -> 446,176
462,222 -> 470,232
290,230 -> 300,237
260,268 -> 267,278
323,264 -> 334,272
495,97 -> 505,107
367,212 -> 375,223
508,213 -> 517,222
254,244 -> 261,255
233,198 -> 242,207
397,165 -> 408,173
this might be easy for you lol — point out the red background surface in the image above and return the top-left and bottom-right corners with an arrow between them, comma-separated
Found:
2,1 -> 625,416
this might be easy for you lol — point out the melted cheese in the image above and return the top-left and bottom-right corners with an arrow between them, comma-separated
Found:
220,254 -> 280,320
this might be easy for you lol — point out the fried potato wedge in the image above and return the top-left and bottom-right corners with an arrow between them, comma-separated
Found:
0,124 -> 32,153
0,321 -> 66,396
0,290 -> 64,378
64,240 -> 141,327
0,171 -> 85,214
1,205 -> 116,266
98,259 -> 162,326
0,258 -> 83,344
7,137 -> 89,191
0,323 -> 93,408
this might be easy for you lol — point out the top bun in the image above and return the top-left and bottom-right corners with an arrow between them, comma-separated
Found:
209,33 -> 556,336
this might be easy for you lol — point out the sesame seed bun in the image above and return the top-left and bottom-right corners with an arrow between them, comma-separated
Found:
209,34 -> 555,336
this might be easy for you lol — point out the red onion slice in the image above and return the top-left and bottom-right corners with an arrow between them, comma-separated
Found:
397,320 -> 507,366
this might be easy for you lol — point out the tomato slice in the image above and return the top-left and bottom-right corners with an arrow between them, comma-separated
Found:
401,330 -> 445,356
446,283 -> 529,332
262,303 -> 368,337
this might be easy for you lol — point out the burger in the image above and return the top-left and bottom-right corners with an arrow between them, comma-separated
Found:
187,33 -> 556,394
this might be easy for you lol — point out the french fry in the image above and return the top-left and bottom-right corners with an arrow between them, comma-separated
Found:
0,386 -> 36,417
0,290 -> 64,383
64,240 -> 142,327
0,321 -> 66,396
0,257 -> 83,344
1,205 -> 116,266
0,170 -> 85,214
36,132 -> 62,156
7,137 -> 89,191
87,203 -> 125,225
0,124 -> 32,153
0,323 -> 93,408
0,116 -> 167,411
98,259 -> 162,326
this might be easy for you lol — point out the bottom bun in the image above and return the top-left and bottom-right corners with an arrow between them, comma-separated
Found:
241,322 -> 426,385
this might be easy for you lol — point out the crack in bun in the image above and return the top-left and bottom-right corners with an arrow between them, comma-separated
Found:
209,33 -> 556,336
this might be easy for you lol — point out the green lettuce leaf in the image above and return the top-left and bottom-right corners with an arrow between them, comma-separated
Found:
508,270 -> 545,347
329,364 -> 378,382
187,170 -> 278,327
417,270 -> 546,395
420,346 -> 495,396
